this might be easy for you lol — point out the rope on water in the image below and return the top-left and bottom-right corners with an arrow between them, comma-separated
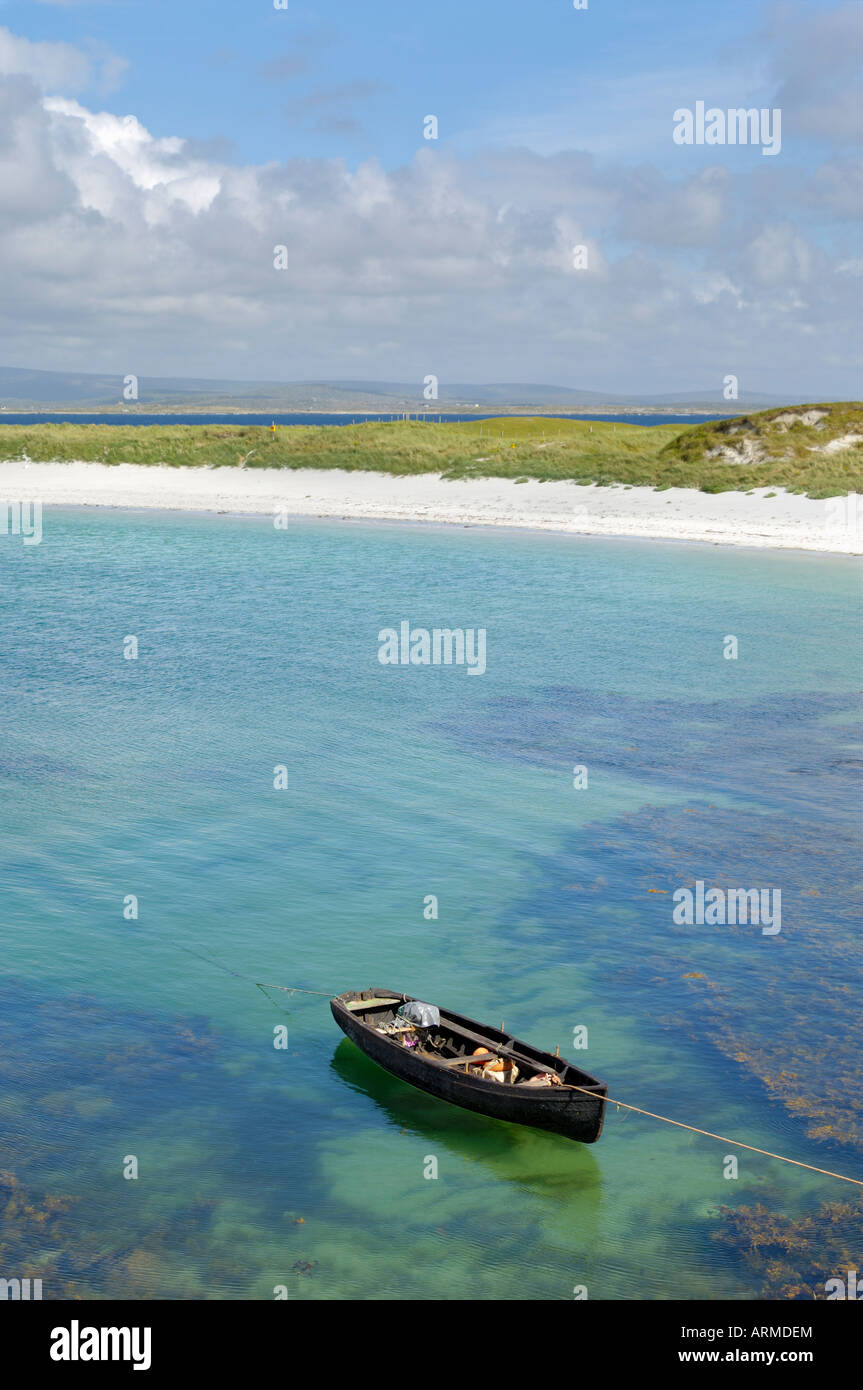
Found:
174,940 -> 251,982
254,980 -> 331,1013
566,1082 -> 863,1189
255,981 -> 331,997
173,941 -> 329,1010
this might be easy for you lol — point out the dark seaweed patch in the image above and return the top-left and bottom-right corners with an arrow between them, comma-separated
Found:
0,977 -> 331,1298
457,687 -> 863,1149
713,1199 -> 863,1299
443,687 -> 863,814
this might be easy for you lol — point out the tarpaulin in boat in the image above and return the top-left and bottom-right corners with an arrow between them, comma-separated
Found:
398,1000 -> 440,1028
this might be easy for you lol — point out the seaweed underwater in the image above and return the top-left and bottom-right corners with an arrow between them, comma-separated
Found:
444,686 -> 863,1296
456,687 -> 863,814
0,978 -> 330,1299
712,1199 -> 863,1300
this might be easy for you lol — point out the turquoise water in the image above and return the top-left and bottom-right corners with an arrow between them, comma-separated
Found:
1,509 -> 861,1300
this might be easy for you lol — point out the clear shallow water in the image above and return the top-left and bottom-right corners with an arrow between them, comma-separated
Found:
1,510 -> 860,1300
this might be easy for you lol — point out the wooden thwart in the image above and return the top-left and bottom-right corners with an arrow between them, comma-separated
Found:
438,1051 -> 496,1068
345,997 -> 401,1011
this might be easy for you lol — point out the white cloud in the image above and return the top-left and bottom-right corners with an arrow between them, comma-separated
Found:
0,25 -> 126,94
44,98 -> 223,217
0,17 -> 859,397
0,26 -> 91,90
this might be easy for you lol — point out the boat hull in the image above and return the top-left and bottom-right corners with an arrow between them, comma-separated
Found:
331,990 -> 607,1143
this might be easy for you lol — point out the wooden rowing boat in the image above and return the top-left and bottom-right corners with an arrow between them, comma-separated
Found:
330,987 -> 607,1143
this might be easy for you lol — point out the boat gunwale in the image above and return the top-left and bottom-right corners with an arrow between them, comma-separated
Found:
331,989 -> 607,1101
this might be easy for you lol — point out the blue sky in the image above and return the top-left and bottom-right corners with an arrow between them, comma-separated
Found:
4,0 -> 805,168
0,0 -> 860,396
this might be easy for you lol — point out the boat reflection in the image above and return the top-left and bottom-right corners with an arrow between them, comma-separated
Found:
330,1038 -> 603,1211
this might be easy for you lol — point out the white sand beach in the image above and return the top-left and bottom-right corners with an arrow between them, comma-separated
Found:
2,460 -> 860,554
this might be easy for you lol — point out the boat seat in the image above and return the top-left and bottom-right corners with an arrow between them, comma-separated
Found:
345,997 -> 402,1012
438,1051 -> 496,1068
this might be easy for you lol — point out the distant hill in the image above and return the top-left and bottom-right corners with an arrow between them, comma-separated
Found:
0,365 -> 796,414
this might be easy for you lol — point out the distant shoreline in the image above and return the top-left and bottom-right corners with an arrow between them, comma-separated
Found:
0,406 -> 736,419
3,461 -> 859,554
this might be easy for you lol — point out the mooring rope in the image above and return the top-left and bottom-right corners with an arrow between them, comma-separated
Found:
174,940 -> 250,982
173,939 -> 329,996
175,945 -> 863,1190
565,1082 -> 863,1189
255,980 -> 331,997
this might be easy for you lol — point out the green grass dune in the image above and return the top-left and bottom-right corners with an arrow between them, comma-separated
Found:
1,402 -> 861,497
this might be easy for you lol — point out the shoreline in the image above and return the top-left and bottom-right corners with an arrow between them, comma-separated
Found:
2,460 -> 860,554
0,406 -> 738,419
